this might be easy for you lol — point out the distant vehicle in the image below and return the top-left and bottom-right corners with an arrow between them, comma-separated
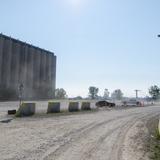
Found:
96,101 -> 116,107
122,99 -> 141,106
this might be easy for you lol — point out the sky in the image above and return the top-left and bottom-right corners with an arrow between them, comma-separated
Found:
0,0 -> 160,98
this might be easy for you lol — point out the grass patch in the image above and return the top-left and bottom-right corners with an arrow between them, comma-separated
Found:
155,128 -> 160,140
28,108 -> 98,119
149,128 -> 160,160
47,108 -> 97,116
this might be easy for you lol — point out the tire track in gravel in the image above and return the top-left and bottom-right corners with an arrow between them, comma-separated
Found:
43,111 -> 160,160
108,111 -> 160,160
11,113 -> 138,160
80,112 -> 160,160
79,113 -> 153,160
80,121 -> 132,160
42,113 -> 141,160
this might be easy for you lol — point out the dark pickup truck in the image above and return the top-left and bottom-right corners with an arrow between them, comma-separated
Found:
96,101 -> 116,107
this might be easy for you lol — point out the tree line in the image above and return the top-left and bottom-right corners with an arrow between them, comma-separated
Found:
55,85 -> 160,100
55,87 -> 123,100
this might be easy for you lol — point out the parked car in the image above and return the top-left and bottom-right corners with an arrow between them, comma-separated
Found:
122,99 -> 141,106
96,101 -> 116,107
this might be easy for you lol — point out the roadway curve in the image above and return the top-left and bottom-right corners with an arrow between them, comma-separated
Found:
0,106 -> 160,160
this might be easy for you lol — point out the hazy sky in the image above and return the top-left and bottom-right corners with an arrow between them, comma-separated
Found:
0,0 -> 160,97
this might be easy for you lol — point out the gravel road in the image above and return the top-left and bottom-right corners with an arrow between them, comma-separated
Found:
0,104 -> 160,160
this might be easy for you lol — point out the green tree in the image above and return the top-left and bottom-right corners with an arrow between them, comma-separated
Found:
103,89 -> 110,99
55,88 -> 67,99
111,89 -> 123,100
149,85 -> 160,100
88,86 -> 99,99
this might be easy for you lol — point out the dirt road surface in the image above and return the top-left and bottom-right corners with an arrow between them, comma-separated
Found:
0,104 -> 160,160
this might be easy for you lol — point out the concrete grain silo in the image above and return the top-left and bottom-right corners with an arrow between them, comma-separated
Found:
0,34 -> 56,100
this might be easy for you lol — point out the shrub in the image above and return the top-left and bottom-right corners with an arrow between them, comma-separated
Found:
155,128 -> 160,140
81,102 -> 91,111
68,102 -> 79,112
47,102 -> 60,113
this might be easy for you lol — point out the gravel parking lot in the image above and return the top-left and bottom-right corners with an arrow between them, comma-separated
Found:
0,102 -> 160,160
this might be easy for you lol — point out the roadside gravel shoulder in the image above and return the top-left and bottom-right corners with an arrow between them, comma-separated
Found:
122,115 -> 160,160
122,120 -> 150,160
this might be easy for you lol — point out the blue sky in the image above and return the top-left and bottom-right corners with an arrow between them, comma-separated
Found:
0,0 -> 160,97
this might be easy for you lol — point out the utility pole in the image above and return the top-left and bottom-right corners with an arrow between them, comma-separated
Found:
135,90 -> 140,99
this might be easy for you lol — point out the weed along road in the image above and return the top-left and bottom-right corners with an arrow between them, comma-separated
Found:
0,105 -> 160,160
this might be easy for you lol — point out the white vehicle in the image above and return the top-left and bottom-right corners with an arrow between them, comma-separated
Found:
122,99 -> 141,106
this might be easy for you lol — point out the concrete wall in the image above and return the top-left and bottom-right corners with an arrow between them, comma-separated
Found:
52,54 -> 56,96
0,34 -> 56,100
11,41 -> 20,90
0,36 -> 4,86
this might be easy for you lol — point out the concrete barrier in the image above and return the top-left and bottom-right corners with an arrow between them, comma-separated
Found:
68,102 -> 79,112
81,102 -> 91,111
47,102 -> 60,113
15,103 -> 35,117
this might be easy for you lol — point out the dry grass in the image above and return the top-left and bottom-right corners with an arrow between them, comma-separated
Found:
149,123 -> 160,160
